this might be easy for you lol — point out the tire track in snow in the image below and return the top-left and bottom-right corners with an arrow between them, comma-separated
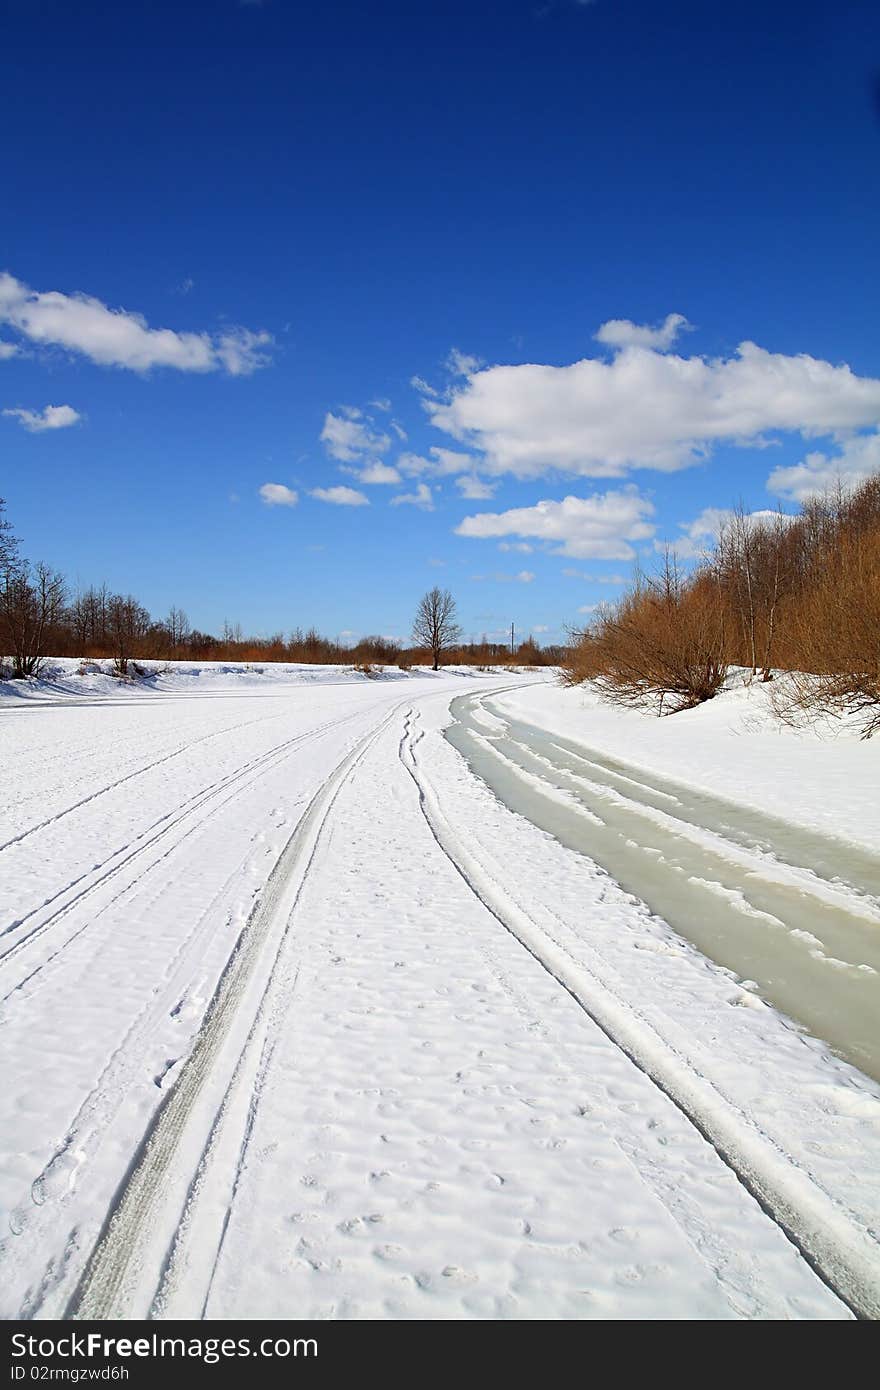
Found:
399,710 -> 880,1320
479,695 -> 880,903
63,704 -> 406,1321
448,697 -> 880,1081
0,707 -> 289,856
0,706 -> 371,994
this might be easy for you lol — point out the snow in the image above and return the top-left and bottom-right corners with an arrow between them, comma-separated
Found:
0,662 -> 877,1320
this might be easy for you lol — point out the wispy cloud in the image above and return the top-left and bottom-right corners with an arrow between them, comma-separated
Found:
470,569 -> 536,583
310,485 -> 370,506
455,474 -> 497,499
562,567 -> 627,583
390,482 -> 434,511
398,446 -> 474,478
3,403 -> 81,432
410,374 -> 438,398
0,271 -> 272,376
445,347 -> 484,377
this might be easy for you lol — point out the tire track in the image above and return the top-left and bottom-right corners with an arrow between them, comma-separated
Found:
446,695 -> 880,1081
0,707 -> 291,856
0,706 -> 371,994
400,709 -> 880,1320
63,704 -> 406,1321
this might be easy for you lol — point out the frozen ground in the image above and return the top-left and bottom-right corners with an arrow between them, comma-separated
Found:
0,662 -> 878,1320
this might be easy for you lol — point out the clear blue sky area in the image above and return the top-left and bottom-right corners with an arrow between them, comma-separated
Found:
2,0 -> 879,643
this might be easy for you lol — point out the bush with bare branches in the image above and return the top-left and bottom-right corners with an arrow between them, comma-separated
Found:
564,556 -> 727,715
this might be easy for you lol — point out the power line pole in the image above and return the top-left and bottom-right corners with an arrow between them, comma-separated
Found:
510,620 -> 515,655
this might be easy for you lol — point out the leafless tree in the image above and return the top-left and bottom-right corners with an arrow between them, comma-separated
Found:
166,606 -> 190,651
0,498 -> 20,579
107,593 -> 151,674
412,587 -> 461,670
0,562 -> 66,677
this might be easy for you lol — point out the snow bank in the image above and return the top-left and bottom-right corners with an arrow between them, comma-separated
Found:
0,658 -> 532,705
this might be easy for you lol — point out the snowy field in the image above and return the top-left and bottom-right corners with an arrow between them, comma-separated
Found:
1,661 -> 878,1321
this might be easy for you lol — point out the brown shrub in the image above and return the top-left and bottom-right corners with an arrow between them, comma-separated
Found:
563,557 -> 728,715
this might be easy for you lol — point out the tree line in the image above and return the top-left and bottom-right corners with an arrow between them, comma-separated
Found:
563,471 -> 880,736
0,504 -> 563,678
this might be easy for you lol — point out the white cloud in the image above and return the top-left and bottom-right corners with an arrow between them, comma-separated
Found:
427,335 -> 880,479
767,431 -> 880,502
446,347 -> 484,377
369,397 -> 392,412
562,567 -> 627,583
320,410 -> 391,462
354,461 -> 402,485
661,505 -> 792,559
455,474 -> 497,499
398,446 -> 474,477
214,327 -> 274,376
410,374 -> 438,398
471,570 -> 536,583
498,541 -> 534,553
3,403 -> 80,432
391,482 -> 434,511
0,271 -> 272,375
595,312 -> 691,352
259,482 -> 298,507
456,487 -> 655,559
0,340 -> 18,359
310,485 -> 369,506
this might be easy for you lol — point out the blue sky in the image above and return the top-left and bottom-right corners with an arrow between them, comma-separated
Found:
2,0 -> 880,644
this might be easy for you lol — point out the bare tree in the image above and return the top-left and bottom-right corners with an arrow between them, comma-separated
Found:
0,498 -> 20,579
67,590 -> 92,657
166,606 -> 190,651
412,587 -> 461,671
107,593 -> 151,674
0,562 -> 66,677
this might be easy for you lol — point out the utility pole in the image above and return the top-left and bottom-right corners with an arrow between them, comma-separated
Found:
510,620 -> 515,655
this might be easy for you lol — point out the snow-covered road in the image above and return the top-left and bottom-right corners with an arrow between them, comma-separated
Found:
1,667 -> 878,1320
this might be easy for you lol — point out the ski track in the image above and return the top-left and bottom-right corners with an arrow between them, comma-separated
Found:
1,672 -> 877,1320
